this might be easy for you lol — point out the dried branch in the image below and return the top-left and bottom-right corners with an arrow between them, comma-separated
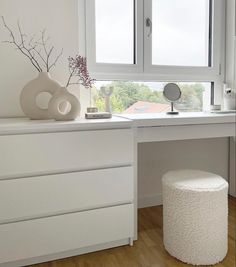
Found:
1,16 -> 63,72
41,29 -> 49,54
49,48 -> 63,71
40,29 -> 50,71
46,46 -> 54,72
17,20 -> 25,46
31,47 -> 48,67
28,35 -> 36,47
36,30 -> 63,72
1,16 -> 42,71
17,20 -> 42,71
27,35 -> 48,69
1,16 -> 42,72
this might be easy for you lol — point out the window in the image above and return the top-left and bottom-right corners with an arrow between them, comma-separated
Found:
95,0 -> 135,64
152,0 -> 210,66
92,81 -> 211,113
80,0 -> 225,106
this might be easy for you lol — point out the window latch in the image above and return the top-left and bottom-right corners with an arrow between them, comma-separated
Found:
146,18 -> 152,37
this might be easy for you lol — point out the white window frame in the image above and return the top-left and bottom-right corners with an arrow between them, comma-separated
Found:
84,0 -> 144,75
78,0 -> 226,103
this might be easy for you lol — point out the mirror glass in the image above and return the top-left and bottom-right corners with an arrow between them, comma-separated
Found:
163,83 -> 181,102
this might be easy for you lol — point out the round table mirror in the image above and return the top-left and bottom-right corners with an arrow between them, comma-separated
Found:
163,83 -> 181,115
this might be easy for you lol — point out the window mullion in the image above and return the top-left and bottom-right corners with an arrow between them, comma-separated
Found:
135,0 -> 144,71
85,0 -> 96,69
212,0 -> 225,76
143,0 -> 152,73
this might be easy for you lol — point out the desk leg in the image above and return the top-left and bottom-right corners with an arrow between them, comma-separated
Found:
229,137 -> 236,197
133,127 -> 138,240
129,238 -> 134,246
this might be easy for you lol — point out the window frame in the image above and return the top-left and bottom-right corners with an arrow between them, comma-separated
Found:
84,0 -> 144,74
78,0 -> 226,103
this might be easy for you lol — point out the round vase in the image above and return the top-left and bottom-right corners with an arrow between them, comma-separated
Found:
48,87 -> 81,121
20,72 -> 61,119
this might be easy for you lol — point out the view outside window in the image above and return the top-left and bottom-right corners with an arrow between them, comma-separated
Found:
92,81 -> 211,114
152,0 -> 210,66
95,0 -> 134,64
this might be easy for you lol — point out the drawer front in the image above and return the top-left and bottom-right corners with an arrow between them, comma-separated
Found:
0,204 -> 134,264
0,167 -> 133,223
0,129 -> 133,179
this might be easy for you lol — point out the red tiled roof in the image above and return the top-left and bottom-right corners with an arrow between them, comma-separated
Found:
123,101 -> 170,114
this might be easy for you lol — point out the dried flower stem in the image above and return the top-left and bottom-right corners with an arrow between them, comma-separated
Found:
66,55 -> 95,89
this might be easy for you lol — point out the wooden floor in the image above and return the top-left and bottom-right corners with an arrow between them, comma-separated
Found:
32,197 -> 236,267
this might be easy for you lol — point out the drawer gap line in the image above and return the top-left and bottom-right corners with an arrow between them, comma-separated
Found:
0,202 -> 133,226
0,164 -> 133,181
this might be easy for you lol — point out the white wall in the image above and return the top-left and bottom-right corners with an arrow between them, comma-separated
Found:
0,0 -> 90,117
138,138 -> 229,208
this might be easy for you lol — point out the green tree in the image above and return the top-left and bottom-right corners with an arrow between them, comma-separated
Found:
176,83 -> 204,111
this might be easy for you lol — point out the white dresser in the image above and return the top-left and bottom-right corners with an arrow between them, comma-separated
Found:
0,117 -> 135,267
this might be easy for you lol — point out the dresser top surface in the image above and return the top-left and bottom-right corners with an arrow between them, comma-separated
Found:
0,116 -> 133,135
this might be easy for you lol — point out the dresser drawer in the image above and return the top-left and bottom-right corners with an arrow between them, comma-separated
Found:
0,129 -> 133,179
0,166 -> 133,223
0,204 -> 134,264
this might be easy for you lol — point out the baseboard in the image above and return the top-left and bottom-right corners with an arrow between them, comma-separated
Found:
138,193 -> 162,208
229,191 -> 236,198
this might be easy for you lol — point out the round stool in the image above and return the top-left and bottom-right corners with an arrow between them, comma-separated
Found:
162,169 -> 228,265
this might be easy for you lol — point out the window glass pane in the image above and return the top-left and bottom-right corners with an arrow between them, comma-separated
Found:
152,0 -> 210,66
95,0 -> 134,64
92,81 -> 211,113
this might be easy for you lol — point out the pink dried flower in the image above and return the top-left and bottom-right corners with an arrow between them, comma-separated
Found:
66,55 -> 95,88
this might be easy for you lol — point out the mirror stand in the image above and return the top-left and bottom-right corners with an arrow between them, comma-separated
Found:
167,102 -> 179,115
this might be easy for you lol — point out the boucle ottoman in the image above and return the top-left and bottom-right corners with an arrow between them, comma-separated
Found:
162,169 -> 228,265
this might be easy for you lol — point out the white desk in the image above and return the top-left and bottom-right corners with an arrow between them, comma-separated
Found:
121,112 -> 235,190
0,113 -> 235,266
119,112 -> 236,239
121,112 -> 235,142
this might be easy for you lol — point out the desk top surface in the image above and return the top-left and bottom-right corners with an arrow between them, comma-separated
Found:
0,112 -> 235,134
120,112 -> 236,127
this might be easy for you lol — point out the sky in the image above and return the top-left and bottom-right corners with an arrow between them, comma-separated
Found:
95,0 -> 209,66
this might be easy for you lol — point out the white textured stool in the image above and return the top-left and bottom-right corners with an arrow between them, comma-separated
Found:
162,169 -> 228,265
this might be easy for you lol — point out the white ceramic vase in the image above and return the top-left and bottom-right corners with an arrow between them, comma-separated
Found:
20,72 -> 61,119
48,87 -> 81,121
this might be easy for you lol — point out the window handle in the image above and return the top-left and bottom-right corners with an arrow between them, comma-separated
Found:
146,18 -> 152,37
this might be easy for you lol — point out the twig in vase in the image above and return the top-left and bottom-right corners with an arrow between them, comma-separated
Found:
48,48 -> 63,71
1,16 -> 63,73
1,16 -> 42,72
17,20 -> 42,72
